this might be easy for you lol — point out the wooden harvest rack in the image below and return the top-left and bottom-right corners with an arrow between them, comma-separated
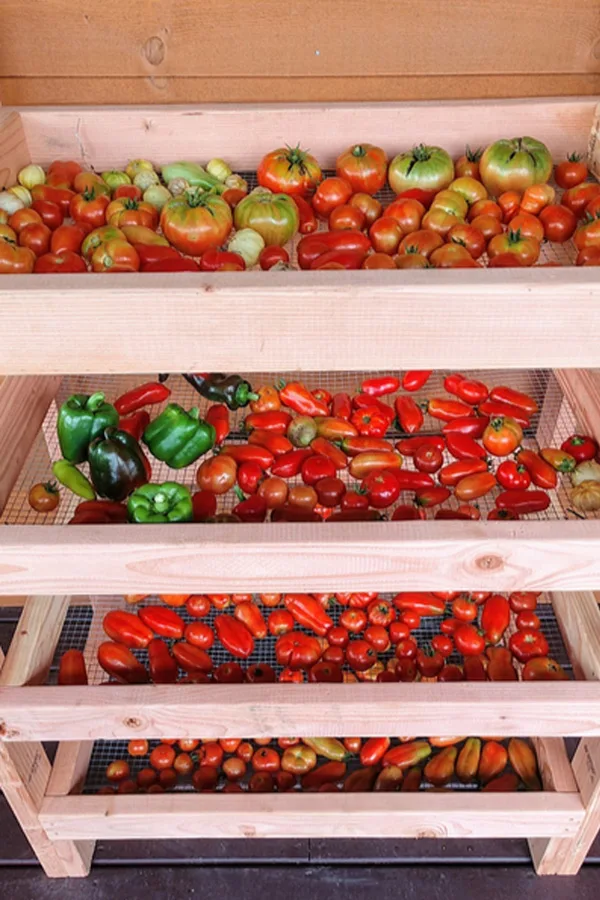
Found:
1,96 -> 600,878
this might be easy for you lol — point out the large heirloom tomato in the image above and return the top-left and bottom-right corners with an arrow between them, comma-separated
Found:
388,144 -> 454,196
234,191 -> 299,246
335,144 -> 388,195
479,137 -> 552,198
160,189 -> 232,256
257,146 -> 322,196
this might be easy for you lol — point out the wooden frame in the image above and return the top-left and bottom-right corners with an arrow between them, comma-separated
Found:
0,98 -> 599,375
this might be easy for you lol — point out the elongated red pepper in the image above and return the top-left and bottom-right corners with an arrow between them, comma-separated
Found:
293,195 -> 318,234
332,392 -> 352,420
426,397 -> 473,421
311,437 -> 348,470
284,593 -> 333,636
444,373 -> 465,395
445,433 -> 487,460
103,610 -> 153,648
402,370 -> 432,392
271,448 -> 314,478
248,430 -> 293,458
342,436 -> 394,456
133,243 -> 182,266
142,257 -> 200,272
58,649 -> 88,685
442,416 -> 489,438
114,381 -> 171,416
516,448 -> 557,490
119,410 -> 150,442
395,396 -> 424,434
279,381 -> 329,417
361,375 -> 400,398
392,592 -> 446,616
495,489 -> 550,514
72,499 -> 128,523
234,601 -> 267,639
479,399 -> 530,427
312,248 -> 367,269
353,393 -> 395,422
214,614 -> 254,658
396,435 -> 445,456
481,594 -> 511,644
221,444 -> 274,469
232,493 -> 268,522
490,386 -> 538,416
138,605 -> 185,639
205,404 -> 230,445
148,638 -> 178,684
245,410 -> 292,434
297,230 -> 371,269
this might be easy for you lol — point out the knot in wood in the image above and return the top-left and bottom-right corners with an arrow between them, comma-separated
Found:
475,554 -> 503,571
240,825 -> 257,837
143,36 -> 166,67
124,716 -> 143,730
0,721 -> 19,739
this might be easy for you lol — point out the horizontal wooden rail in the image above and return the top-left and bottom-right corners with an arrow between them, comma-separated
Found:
2,683 -> 600,741
1,271 -> 600,375
39,792 -> 584,841
3,520 -> 600,595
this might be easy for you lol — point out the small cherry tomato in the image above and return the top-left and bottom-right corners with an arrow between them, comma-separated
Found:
395,638 -> 418,660
516,611 -> 541,631
28,481 -> 60,513
432,634 -> 454,658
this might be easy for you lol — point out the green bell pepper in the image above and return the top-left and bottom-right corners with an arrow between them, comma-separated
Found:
52,459 -> 96,500
57,392 -> 119,464
127,482 -> 193,523
143,403 -> 215,469
88,427 -> 148,502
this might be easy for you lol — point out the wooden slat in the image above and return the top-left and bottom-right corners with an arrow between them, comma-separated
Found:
0,597 -> 70,687
2,75 -> 600,107
2,682 -> 600,741
1,271 -> 600,376
551,591 -> 600,681
0,109 -> 30,190
17,98 -> 597,167
2,2 -> 598,79
554,371 -> 600,444
3,520 -> 600,595
0,376 -> 61,512
38,792 -> 584,841
529,738 -> 581,873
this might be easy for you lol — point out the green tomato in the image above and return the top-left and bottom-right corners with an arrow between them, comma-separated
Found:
102,170 -> 131,189
388,144 -> 454,195
479,136 -> 552,198
234,192 -> 299,246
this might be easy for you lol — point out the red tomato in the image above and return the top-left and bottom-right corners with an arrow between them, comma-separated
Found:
447,223 -> 486,259
336,144 -> 388,195
19,223 -> 51,257
469,199 -> 502,221
496,460 -> 531,490
312,177 -> 353,218
257,146 -> 322,196
160,190 -> 232,256
488,230 -> 540,266
364,625 -> 390,652
432,634 -> 454,658
31,199 -> 63,231
538,204 -> 576,243
561,183 -> 600,218
50,223 -> 90,255
340,608 -> 368,633
349,193 -> 382,226
430,243 -> 478,269
509,629 -> 549,663
301,455 -> 336,486
384,198 -> 425,234
362,470 -> 400,508
516,611 -> 541,631
414,443 -> 443,473
346,639 -> 378,671
329,204 -> 365,231
398,229 -> 443,257
509,212 -> 544,243
362,252 -> 396,269
455,146 -> 482,180
470,214 -> 503,241
452,596 -> 478,622
369,216 -> 402,254
555,154 -> 588,189
454,624 -> 485,656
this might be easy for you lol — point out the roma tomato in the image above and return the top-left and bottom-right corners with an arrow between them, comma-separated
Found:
388,144 -> 454,195
487,229 -> 540,266
257,146 -> 322,196
454,472 -> 496,501
234,192 -> 299,245
330,204 -> 365,231
555,153 -> 588,189
160,189 -> 232,256
312,177 -> 353,218
538,204 -> 576,243
482,417 -> 523,456
336,144 -> 387,194
369,217 -> 402,254
479,137 -> 552,197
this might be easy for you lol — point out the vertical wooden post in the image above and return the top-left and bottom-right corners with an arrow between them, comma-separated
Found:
0,596 -> 94,876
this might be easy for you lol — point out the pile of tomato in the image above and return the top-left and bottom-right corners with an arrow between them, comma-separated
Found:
57,588 -> 567,688
2,136 -> 599,274
95,735 -> 540,795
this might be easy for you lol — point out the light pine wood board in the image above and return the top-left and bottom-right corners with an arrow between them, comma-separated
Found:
2,682 -> 600,741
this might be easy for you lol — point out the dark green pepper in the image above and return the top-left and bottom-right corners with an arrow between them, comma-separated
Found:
183,373 -> 258,410
57,392 -> 119,464
127,482 -> 193,523
143,403 -> 215,469
88,427 -> 148,502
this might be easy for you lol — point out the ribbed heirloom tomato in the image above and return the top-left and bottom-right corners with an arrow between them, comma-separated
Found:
160,189 -> 232,256
335,144 -> 388,194
257,146 -> 322,196
479,137 -> 552,197
388,144 -> 454,195
234,192 -> 299,246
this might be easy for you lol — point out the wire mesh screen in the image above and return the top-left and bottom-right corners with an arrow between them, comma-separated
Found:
0,367 -> 587,527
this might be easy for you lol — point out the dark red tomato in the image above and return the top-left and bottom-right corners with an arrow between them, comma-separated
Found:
509,592 -> 540,613
301,455 -> 336,486
31,199 -> 63,230
454,624 -> 485,656
414,443 -> 443,473
346,639 -> 378,671
327,625 -> 350,648
395,657 -> 418,681
340,608 -> 368,633
389,621 -> 410,643
416,649 -> 444,678
312,177 -> 353,218
341,490 -> 369,511
367,598 -> 395,627
509,629 -> 549,663
451,596 -> 478,622
438,664 -> 464,682
399,610 -> 421,631
560,434 -> 597,463
538,204 -> 576,243
34,250 -> 87,273
395,638 -> 418,660
369,217 -> 402,254
237,461 -> 264,494
362,470 -> 400,508
309,661 -> 343,682
19,223 -> 51,257
364,625 -> 390,652
314,476 -> 346,508
516,611 -> 541,631
555,154 -> 588,190
259,246 -> 290,270
431,634 -> 454,658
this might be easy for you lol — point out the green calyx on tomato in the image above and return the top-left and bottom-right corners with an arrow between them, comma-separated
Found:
388,144 -> 454,195
234,191 -> 299,246
479,136 -> 552,198
257,145 -> 322,197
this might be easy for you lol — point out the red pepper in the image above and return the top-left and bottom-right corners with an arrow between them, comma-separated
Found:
396,435 -> 445,456
297,231 -> 371,269
142,257 -> 201,272
279,381 -> 329,417
234,601 -> 267,639
221,445 -> 274,469
72,499 -> 128,523
214,614 -> 254,658
114,381 -> 171,416
192,490 -> 217,522
361,376 -> 400,398
426,398 -> 473,421
293,195 -> 318,234
232,493 -> 268,523
481,594 -> 511,644
395,396 -> 424,434
118,410 -> 150,442
446,433 -> 487,460
205,404 -> 230,445
391,504 -> 423,521
490,385 -> 538,416
479,399 -> 530,427
245,410 -> 292,434
271,448 -> 314,478
332,392 -> 352,420
516,449 -> 557,490
284,593 -> 333,636
353,393 -> 394,418
495,489 -> 550,515
560,434 -> 598,463
147,638 -> 178,684
138,606 -> 185,639
444,373 -> 466,395
248,430 -> 293,458
442,416 -> 489,438
133,244 -> 182,266
497,461 -> 531,490
313,387 -> 333,407
393,592 -> 446,616
199,249 -> 245,271
402,370 -> 432,392
350,406 -> 390,438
